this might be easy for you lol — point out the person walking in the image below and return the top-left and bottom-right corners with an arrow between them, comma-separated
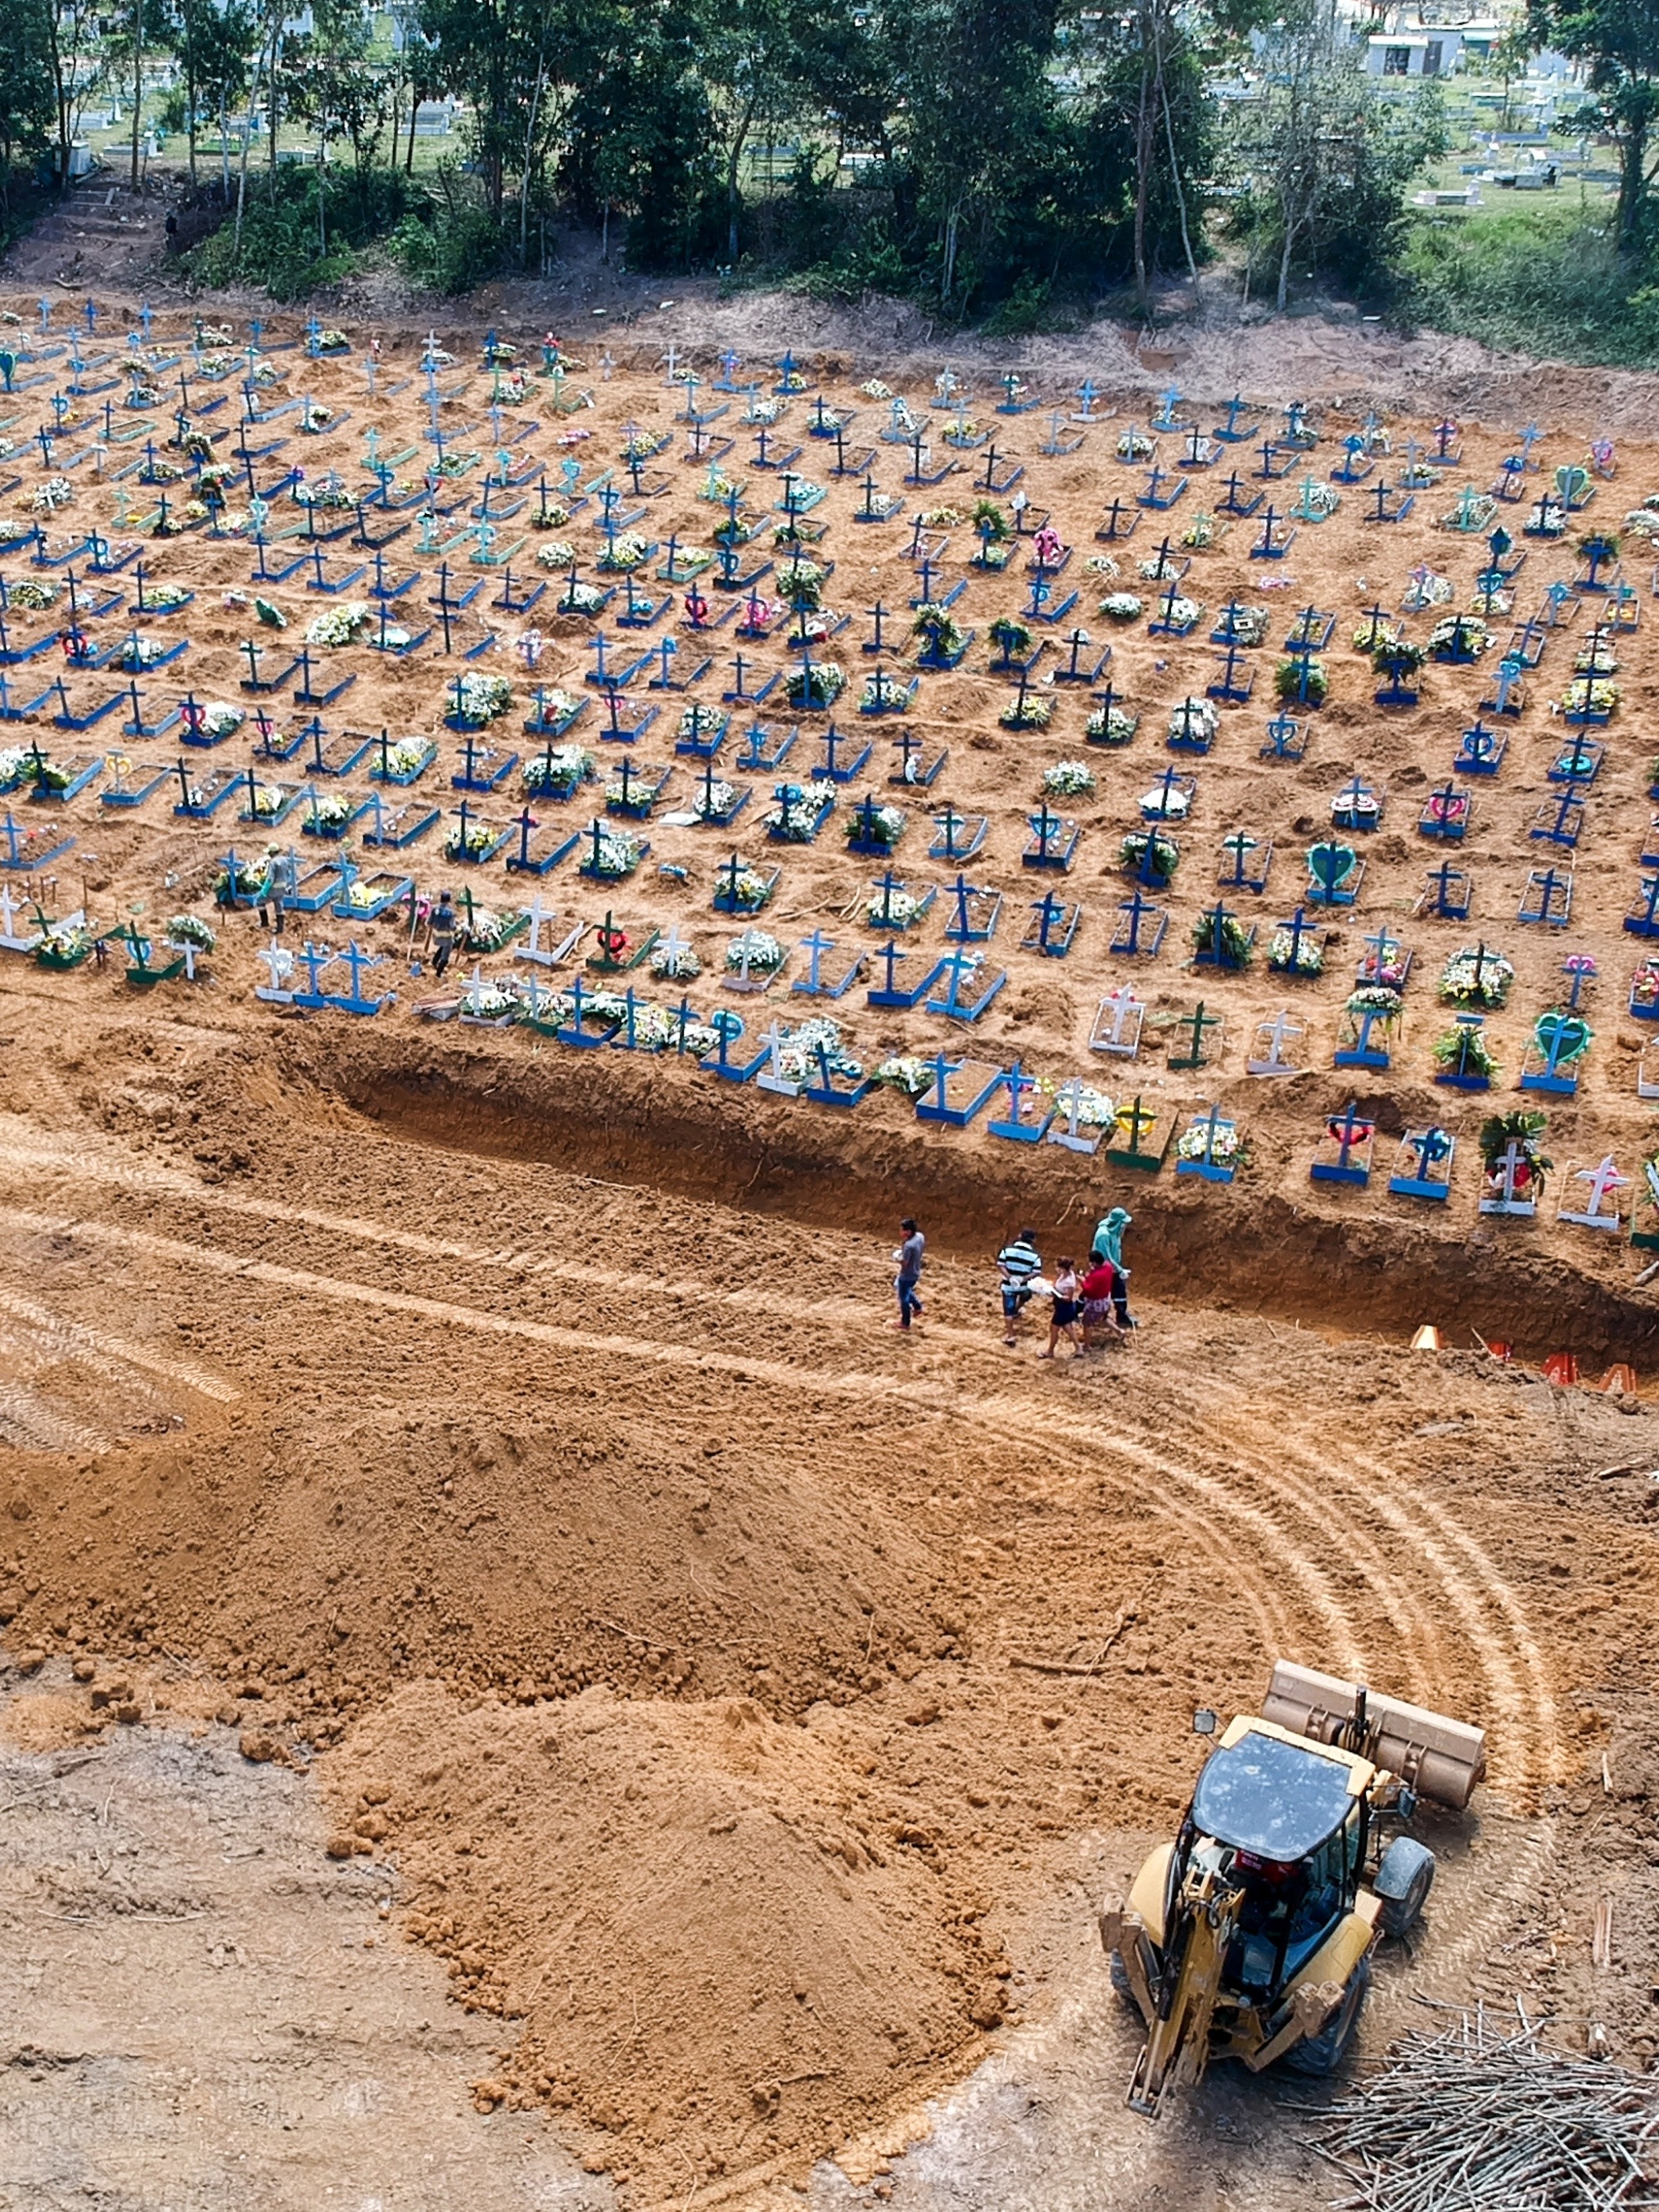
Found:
1078,1253 -> 1128,1349
996,1225 -> 1043,1347
430,889 -> 457,977
1040,1258 -> 1082,1360
893,1217 -> 924,1331
1091,1205 -> 1137,1335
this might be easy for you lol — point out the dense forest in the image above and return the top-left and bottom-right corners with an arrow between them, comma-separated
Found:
0,0 -> 1655,350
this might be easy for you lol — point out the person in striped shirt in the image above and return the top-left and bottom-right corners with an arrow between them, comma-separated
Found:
997,1227 -> 1043,1346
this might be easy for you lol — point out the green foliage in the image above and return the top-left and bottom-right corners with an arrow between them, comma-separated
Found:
187,164 -> 421,300
1528,0 -> 1659,248
0,0 -> 54,205
388,164 -> 504,292
1399,205 -> 1659,366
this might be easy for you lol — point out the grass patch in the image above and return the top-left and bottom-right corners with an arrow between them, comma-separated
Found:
1401,203 -> 1659,368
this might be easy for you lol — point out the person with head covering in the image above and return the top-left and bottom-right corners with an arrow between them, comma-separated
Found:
1091,1207 -> 1136,1335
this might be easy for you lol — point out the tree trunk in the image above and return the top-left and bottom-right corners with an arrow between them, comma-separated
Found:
1617,120 -> 1648,253
1276,209 -> 1295,311
129,0 -> 142,191
1157,19 -> 1197,283
233,31 -> 267,256
1132,0 -> 1155,306
185,30 -> 197,186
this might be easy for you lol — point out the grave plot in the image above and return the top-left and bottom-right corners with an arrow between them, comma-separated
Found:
5,295 -> 1659,1247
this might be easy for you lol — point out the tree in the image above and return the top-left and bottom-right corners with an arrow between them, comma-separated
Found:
43,0 -> 105,187
0,0 -> 55,212
163,0 -> 255,187
1528,0 -> 1659,250
1491,20 -> 1535,132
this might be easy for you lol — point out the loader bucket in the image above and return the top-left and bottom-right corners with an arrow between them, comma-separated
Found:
1262,1660 -> 1486,1809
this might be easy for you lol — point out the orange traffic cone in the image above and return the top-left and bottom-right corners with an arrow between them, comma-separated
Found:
1543,1352 -> 1580,1388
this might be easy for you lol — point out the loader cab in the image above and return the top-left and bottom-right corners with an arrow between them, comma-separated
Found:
1178,1722 -> 1371,2002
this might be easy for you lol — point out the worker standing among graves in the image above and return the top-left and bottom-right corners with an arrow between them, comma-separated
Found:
893,1217 -> 925,1331
430,890 -> 457,978
996,1226 -> 1044,1347
1092,1206 -> 1137,1336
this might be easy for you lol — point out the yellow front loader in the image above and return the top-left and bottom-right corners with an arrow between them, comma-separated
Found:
1101,1662 -> 1486,2117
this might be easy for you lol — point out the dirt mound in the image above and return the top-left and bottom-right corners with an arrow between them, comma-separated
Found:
332,1681 -> 1001,2193
1,1402 -> 950,1740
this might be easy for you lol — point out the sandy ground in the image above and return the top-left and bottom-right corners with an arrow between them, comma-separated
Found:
0,237 -> 1657,2209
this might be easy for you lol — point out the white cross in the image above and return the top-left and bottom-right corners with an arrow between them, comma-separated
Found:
515,894 -> 563,964
756,1021 -> 799,1096
658,923 -> 691,970
1247,1009 -> 1303,1076
1562,1153 -> 1628,1229
1092,984 -> 1144,1055
255,940 -> 294,997
1046,1077 -> 1100,1156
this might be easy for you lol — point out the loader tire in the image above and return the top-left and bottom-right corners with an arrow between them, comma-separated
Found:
1282,1957 -> 1369,2077
1375,1837 -> 1436,1938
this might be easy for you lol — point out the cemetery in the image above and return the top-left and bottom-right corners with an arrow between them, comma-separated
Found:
2,290 -> 1659,2212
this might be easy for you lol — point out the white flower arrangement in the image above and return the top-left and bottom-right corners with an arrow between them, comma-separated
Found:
1297,481 -> 1341,520
595,532 -> 651,574
1181,510 -> 1220,549
1087,703 -> 1139,745
1043,760 -> 1096,797
847,802 -> 906,847
586,825 -> 642,877
465,979 -> 521,1018
559,579 -> 606,614
866,886 -> 923,926
1139,782 -> 1191,820
1138,549 -> 1184,580
6,578 -> 58,611
650,939 -> 701,980
143,582 -> 191,610
859,380 -> 892,399
692,778 -> 739,820
1166,696 -> 1218,743
305,600 -> 373,647
1558,675 -> 1620,715
1178,1122 -> 1241,1163
872,1054 -> 932,1098
30,476 -> 75,513
1000,692 -> 1053,729
309,792 -> 355,828
246,780 -> 287,818
454,672 -> 513,724
1084,554 -> 1119,576
119,633 -> 164,668
766,1016 -> 863,1084
1573,640 -> 1620,675
763,791 -> 825,841
719,866 -> 775,910
1116,429 -> 1155,459
1440,944 -> 1515,1008
1427,614 -> 1489,657
725,928 -> 784,973
380,736 -> 433,777
1220,606 -> 1268,645
861,671 -> 911,713
1156,594 -> 1203,630
678,704 -> 723,743
523,744 -> 592,793
165,913 -> 216,951
459,905 -> 523,953
1402,568 -> 1453,612
1101,592 -> 1144,622
1268,926 -> 1323,975
201,701 -> 244,739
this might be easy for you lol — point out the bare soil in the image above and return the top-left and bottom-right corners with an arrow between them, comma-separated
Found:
0,225 -> 1656,2209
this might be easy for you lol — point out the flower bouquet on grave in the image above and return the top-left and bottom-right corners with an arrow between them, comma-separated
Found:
1356,942 -> 1408,991
31,476 -> 75,513
692,777 -> 739,823
778,559 -> 826,610
865,885 -> 925,928
315,328 -> 350,354
0,747 -> 32,792
1087,702 -> 1138,746
725,928 -> 784,976
1181,511 -> 1222,552
990,616 -> 1034,661
1193,910 -> 1254,968
441,814 -> 495,861
28,756 -> 73,794
431,452 -> 476,480
373,735 -> 430,779
1426,614 -> 1489,661
1121,829 -> 1179,883
452,672 -> 513,726
637,1003 -> 721,1054
1478,1108 -> 1549,1194
792,611 -> 834,645
294,478 -> 352,508
1222,606 -> 1269,647
35,921 -> 93,969
1557,675 -> 1620,718
1098,592 -> 1144,624
860,670 -> 911,715
307,792 -> 355,833
1177,1120 -> 1245,1167
1138,548 -> 1185,582
1440,944 -> 1514,1009
1370,638 -> 1424,684
1631,959 -> 1659,1015
678,703 -> 724,746
786,661 -> 844,710
649,938 -> 702,981
1269,926 -> 1325,977
115,633 -> 164,672
911,603 -> 966,661
872,1054 -> 932,1099
620,428 -> 671,462
1000,690 -> 1051,731
7,578 -> 58,612
558,578 -> 607,616
215,857 -> 273,906
458,905 -> 525,955
845,802 -> 906,851
142,582 -> 191,611
1156,594 -> 1204,633
523,743 -> 593,796
1573,638 -> 1620,675
603,770 -> 656,817
762,787 -> 827,842
719,865 -> 776,913
245,779 -> 287,819
860,380 -> 892,400
971,497 -> 1011,540
1401,568 -> 1452,613
1117,429 -> 1155,460
584,825 -> 643,878
1166,696 -> 1218,746
305,601 -> 373,648
200,702 -> 244,740
1622,506 -> 1659,540
1038,1078 -> 1116,1127
531,501 -> 573,533
165,913 -> 216,953
595,533 -> 652,576
180,499 -> 213,526
1274,654 -> 1328,705
743,396 -> 784,427
1140,780 -> 1191,822
466,977 -> 522,1021
1349,983 -> 1404,1020
939,413 -> 981,449
1043,760 -> 1096,799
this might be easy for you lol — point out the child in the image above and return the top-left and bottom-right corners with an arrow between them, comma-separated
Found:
1040,1259 -> 1082,1359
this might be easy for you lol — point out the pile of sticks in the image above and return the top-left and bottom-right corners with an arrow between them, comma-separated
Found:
1312,2011 -> 1659,2209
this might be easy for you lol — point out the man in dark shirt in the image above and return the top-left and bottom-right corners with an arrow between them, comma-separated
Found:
894,1217 -> 924,1330
430,890 -> 456,977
